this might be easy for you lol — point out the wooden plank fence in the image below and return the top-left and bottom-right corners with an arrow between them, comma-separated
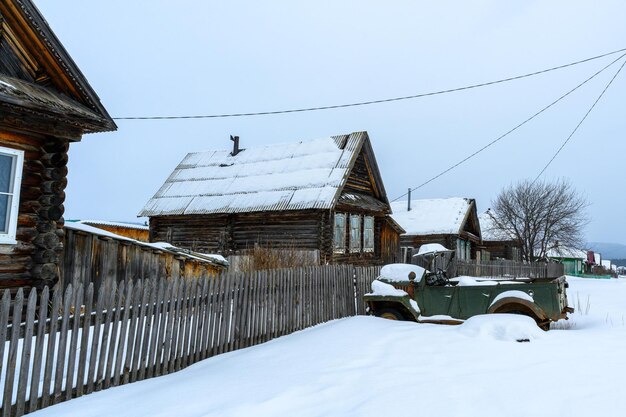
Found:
0,264 -> 380,417
450,259 -> 564,279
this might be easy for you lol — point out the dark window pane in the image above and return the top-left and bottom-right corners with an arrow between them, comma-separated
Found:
0,154 -> 13,194
0,194 -> 9,233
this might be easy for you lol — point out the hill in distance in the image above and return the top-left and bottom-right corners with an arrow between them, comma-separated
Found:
586,242 -> 626,260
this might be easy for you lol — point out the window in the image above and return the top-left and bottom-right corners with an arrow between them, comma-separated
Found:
0,147 -> 24,244
349,215 -> 361,252
363,216 -> 374,252
333,213 -> 346,252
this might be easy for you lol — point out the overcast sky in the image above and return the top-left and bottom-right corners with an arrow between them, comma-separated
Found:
35,1 -> 625,244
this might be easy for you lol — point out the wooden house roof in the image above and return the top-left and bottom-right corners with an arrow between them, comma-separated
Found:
140,131 -> 389,217
390,197 -> 479,237
0,0 -> 116,137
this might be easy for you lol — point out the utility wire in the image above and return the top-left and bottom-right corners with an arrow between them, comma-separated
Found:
533,58 -> 626,182
113,47 -> 626,120
390,52 -> 626,203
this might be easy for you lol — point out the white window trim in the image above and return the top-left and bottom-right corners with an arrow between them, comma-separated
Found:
0,146 -> 24,245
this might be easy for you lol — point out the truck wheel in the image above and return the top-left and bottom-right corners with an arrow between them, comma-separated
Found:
377,308 -> 404,321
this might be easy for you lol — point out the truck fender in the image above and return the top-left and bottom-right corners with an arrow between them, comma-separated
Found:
487,297 -> 548,322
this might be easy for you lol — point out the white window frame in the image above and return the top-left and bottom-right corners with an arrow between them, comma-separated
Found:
363,216 -> 374,252
0,146 -> 24,245
333,213 -> 346,253
349,214 -> 362,253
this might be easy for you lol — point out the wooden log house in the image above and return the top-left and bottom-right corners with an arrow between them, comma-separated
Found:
141,131 -> 404,265
0,0 -> 116,291
478,208 -> 521,261
391,197 -> 482,263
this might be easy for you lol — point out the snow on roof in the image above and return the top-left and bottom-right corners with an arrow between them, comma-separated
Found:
139,132 -> 369,216
79,220 -> 149,231
390,197 -> 473,236
65,222 -> 228,267
478,209 -> 516,242
546,247 -> 587,260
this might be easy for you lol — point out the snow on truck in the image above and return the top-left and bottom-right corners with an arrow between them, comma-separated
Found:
364,245 -> 574,330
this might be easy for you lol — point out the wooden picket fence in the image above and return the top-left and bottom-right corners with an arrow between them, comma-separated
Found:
0,264 -> 380,417
450,259 -> 564,279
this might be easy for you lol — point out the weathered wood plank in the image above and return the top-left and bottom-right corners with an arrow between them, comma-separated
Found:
113,281 -> 132,386
161,278 -> 178,375
200,276 -> 217,359
28,286 -> 49,413
41,287 -> 61,408
52,284 -> 72,404
101,281 -> 119,390
123,280 -> 142,385
131,280 -> 151,383
75,283 -> 93,398
146,278 -> 164,379
65,284 -> 83,401
86,285 -> 104,394
154,280 -> 172,377
3,289 -> 24,416
188,278 -> 203,365
15,288 -> 37,416
179,279 -> 195,370
167,279 -> 185,374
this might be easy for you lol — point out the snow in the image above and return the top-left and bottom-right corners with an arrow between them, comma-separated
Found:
415,243 -> 452,255
140,134 -> 368,216
453,276 -> 524,286
547,246 -> 587,260
459,314 -> 544,341
0,79 -> 15,89
490,290 -> 534,307
378,263 -> 426,282
390,197 -> 472,235
29,277 -> 626,417
79,220 -> 149,230
367,280 -> 408,297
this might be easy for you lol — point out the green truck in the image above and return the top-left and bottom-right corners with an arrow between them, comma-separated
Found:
364,263 -> 574,330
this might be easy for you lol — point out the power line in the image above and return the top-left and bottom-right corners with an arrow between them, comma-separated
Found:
533,58 -> 626,183
113,47 -> 626,121
390,52 -> 626,203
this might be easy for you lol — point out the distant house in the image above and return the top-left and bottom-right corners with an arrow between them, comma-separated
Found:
478,209 -> 521,261
140,132 -> 403,266
78,220 -> 150,242
547,247 -> 587,275
0,0 -> 116,291
390,197 -> 481,263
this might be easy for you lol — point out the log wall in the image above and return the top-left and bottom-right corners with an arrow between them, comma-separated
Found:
0,129 -> 68,292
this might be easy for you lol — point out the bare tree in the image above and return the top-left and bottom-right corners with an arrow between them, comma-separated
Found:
490,179 -> 588,261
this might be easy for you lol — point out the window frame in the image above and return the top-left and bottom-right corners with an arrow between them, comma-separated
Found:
349,214 -> 362,253
363,216 -> 375,253
0,146 -> 24,245
333,213 -> 347,253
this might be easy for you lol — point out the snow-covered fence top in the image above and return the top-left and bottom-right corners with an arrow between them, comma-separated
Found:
0,264 -> 380,417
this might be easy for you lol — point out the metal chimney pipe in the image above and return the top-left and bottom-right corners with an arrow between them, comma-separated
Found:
230,135 -> 240,156
408,188 -> 411,211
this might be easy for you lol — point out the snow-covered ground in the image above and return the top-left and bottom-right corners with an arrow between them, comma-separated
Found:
33,277 -> 626,417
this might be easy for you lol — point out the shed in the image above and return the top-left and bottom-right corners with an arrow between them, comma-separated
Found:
390,197 -> 481,263
0,0 -> 115,291
140,131 -> 402,266
78,220 -> 150,242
